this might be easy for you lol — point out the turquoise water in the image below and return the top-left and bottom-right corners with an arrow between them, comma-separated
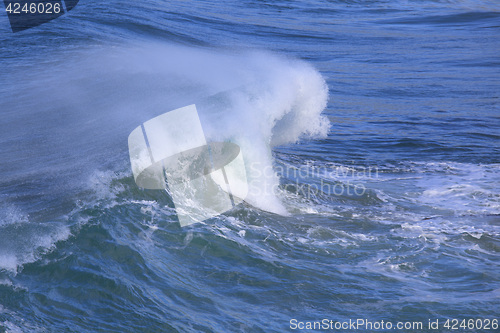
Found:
0,0 -> 499,332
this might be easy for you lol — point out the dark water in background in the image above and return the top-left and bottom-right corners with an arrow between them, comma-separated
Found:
1,0 -> 499,332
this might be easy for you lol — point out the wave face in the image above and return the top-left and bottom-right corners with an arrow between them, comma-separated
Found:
1,0 -> 499,332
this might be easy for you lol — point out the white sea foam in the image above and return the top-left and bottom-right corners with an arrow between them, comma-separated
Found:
2,321 -> 23,333
411,162 -> 500,215
3,41 -> 329,220
0,203 -> 71,273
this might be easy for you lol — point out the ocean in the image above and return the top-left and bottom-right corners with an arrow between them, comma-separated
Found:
0,0 -> 499,332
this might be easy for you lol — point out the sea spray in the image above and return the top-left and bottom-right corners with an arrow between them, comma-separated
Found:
0,41 -> 329,271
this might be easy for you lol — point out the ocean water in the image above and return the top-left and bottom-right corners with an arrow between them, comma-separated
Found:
0,0 -> 499,332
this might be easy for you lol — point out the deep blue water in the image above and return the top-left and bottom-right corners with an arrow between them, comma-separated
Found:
1,0 -> 499,332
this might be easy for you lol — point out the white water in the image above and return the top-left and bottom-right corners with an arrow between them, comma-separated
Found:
0,42 -> 330,271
